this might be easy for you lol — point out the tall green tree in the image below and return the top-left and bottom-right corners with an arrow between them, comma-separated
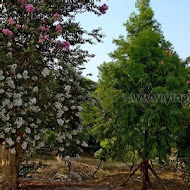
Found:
91,0 -> 188,189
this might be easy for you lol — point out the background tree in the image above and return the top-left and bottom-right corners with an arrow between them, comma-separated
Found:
0,1 -> 108,189
85,0 -> 188,189
176,62 -> 190,183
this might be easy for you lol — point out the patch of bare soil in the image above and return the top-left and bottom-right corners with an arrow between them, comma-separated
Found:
19,156 -> 190,190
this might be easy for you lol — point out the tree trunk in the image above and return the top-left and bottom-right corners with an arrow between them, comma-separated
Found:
0,131 -> 23,190
141,129 -> 150,190
141,159 -> 150,190
0,144 -> 19,189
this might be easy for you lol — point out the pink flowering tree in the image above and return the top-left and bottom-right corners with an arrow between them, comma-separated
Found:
0,1 -> 108,189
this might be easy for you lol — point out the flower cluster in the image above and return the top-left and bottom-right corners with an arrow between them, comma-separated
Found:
2,29 -> 13,36
100,4 -> 109,14
25,4 -> 35,13
0,64 -> 44,153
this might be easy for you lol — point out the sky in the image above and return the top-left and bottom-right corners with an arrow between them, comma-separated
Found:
75,0 -> 190,81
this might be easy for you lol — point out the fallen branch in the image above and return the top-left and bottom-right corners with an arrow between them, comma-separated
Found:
148,164 -> 168,190
121,161 -> 143,186
92,159 -> 103,177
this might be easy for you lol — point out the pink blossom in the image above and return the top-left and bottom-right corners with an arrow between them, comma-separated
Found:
56,40 -> 62,50
100,4 -> 108,14
46,27 -> 49,32
39,38 -> 44,44
2,29 -> 13,36
41,18 -> 45,23
8,18 -> 15,25
19,0 -> 24,3
16,24 -> 21,29
44,35 -> 49,40
25,4 -> 35,13
53,13 -> 62,21
39,34 -> 44,44
56,41 -> 70,50
40,25 -> 46,32
56,25 -> 62,34
63,41 -> 70,50
39,34 -> 49,43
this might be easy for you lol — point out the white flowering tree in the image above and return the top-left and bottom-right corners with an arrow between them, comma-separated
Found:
0,1 -> 108,189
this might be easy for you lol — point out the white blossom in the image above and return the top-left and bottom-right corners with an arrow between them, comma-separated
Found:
66,143 -> 70,147
81,141 -> 88,147
34,135 -> 40,140
56,110 -> 64,118
17,73 -> 22,79
13,93 -> 22,99
2,99 -> 11,107
14,117 -> 24,128
6,138 -> 15,146
41,67 -> 50,77
13,98 -> 22,107
32,76 -> 38,81
9,147 -> 16,154
29,97 -> 37,105
16,136 -> 21,142
63,106 -> 68,111
0,69 -> 3,75
23,70 -> 29,79
57,119 -> 64,126
9,64 -> 17,73
4,128 -> 11,133
55,102 -> 62,110
70,105 -> 75,110
67,134 -> 72,139
36,118 -> 41,124
0,76 -> 5,81
77,106 -> 83,112
25,127 -> 31,134
0,89 -> 5,94
11,129 -> 16,133
33,86 -> 39,92
71,130 -> 78,135
38,141 -> 45,148
59,147 -> 64,152
21,141 -> 28,150
65,85 -> 71,92
6,77 -> 15,88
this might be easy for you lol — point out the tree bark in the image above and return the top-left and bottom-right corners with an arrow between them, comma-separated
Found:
141,129 -> 151,190
0,131 -> 23,190
0,144 -> 19,190
141,159 -> 150,190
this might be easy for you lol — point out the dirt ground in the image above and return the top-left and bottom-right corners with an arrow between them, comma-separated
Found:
19,155 -> 190,190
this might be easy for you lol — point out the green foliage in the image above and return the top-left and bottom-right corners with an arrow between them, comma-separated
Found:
44,131 -> 56,147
